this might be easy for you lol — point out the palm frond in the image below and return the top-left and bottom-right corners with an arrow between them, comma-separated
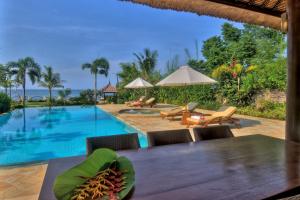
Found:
93,58 -> 110,77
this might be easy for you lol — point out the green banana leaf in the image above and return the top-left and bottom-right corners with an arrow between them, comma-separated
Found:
53,148 -> 135,200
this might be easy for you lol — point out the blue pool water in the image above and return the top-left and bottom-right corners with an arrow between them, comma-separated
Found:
0,106 -> 147,166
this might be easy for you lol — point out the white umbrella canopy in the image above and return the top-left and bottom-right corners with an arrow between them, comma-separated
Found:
156,65 -> 217,86
125,77 -> 153,89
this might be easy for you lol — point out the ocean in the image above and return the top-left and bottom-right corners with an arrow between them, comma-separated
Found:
0,89 -> 83,100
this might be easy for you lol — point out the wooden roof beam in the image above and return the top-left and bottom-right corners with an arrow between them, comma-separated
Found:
271,0 -> 282,10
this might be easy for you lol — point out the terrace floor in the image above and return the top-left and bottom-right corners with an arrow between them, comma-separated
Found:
99,104 -> 285,140
0,104 -> 285,200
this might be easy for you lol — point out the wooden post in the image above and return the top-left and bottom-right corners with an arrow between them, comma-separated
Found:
286,1 -> 300,142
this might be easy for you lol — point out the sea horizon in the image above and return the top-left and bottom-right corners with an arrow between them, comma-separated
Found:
0,89 -> 88,100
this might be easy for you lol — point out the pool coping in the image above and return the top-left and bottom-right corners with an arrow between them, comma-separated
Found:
0,160 -> 48,169
118,108 -> 161,118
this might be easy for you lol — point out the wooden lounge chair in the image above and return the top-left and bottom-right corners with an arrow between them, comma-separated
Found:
126,96 -> 146,106
130,97 -> 156,108
147,129 -> 193,147
193,125 -> 234,141
186,106 -> 240,128
160,102 -> 199,120
86,133 -> 140,155
141,97 -> 156,107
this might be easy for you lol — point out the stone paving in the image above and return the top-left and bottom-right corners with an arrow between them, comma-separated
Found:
99,104 -> 285,139
0,164 -> 47,200
0,104 -> 285,200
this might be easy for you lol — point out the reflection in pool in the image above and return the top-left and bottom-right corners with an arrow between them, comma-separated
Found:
0,106 -> 147,166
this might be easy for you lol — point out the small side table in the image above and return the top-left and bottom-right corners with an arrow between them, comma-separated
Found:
181,111 -> 191,125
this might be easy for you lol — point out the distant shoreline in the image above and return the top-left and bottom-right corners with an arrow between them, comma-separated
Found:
0,89 -> 85,100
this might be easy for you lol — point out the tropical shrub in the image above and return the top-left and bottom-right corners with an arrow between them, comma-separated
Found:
77,89 -> 97,104
238,103 -> 285,120
105,95 -> 118,104
255,98 -> 275,111
57,88 -> 72,105
117,85 -> 217,109
0,93 -> 11,113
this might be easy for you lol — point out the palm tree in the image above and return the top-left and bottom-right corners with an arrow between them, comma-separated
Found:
133,48 -> 158,80
82,58 -> 110,104
166,55 -> 180,75
8,57 -> 41,106
39,66 -> 64,105
117,62 -> 140,87
0,64 -> 9,95
0,64 -> 15,98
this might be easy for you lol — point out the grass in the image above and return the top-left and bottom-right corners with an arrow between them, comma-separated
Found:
11,100 -> 86,109
26,101 -> 51,107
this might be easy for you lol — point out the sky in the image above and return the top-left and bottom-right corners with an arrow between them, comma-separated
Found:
0,0 -> 242,89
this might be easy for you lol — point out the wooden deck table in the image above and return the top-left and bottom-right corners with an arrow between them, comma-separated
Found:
39,135 -> 300,200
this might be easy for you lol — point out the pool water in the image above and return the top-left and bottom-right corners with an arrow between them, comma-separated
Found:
0,106 -> 147,166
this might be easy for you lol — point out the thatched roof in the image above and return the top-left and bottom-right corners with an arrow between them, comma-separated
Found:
122,0 -> 287,31
102,83 -> 117,93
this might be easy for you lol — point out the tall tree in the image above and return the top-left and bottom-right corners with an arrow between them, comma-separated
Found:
133,48 -> 158,80
117,62 -> 140,87
82,58 -> 110,104
8,57 -> 41,106
242,24 -> 286,65
39,66 -> 64,105
202,36 -> 228,71
183,40 -> 208,73
0,64 -> 14,97
222,23 -> 241,43
184,39 -> 201,62
165,55 -> 180,76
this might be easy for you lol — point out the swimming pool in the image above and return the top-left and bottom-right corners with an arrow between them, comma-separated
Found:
0,106 -> 147,166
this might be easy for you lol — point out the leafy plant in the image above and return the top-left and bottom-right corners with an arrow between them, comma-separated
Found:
53,149 -> 134,200
238,103 -> 285,120
0,93 -> 11,113
78,89 -> 101,104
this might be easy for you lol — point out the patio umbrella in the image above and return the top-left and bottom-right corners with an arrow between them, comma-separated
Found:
156,65 -> 216,86
125,77 -> 153,96
156,65 -> 217,106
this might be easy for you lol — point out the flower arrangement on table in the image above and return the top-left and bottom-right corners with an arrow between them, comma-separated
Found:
53,149 -> 135,200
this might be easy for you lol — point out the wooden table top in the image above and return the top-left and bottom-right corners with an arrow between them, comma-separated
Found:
38,135 -> 300,200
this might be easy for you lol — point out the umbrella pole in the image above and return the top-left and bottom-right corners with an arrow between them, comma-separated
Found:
185,85 -> 188,109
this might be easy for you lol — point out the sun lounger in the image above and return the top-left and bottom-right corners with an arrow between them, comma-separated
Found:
186,106 -> 240,128
160,102 -> 199,120
129,97 -> 156,108
142,97 -> 156,107
126,96 -> 146,106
